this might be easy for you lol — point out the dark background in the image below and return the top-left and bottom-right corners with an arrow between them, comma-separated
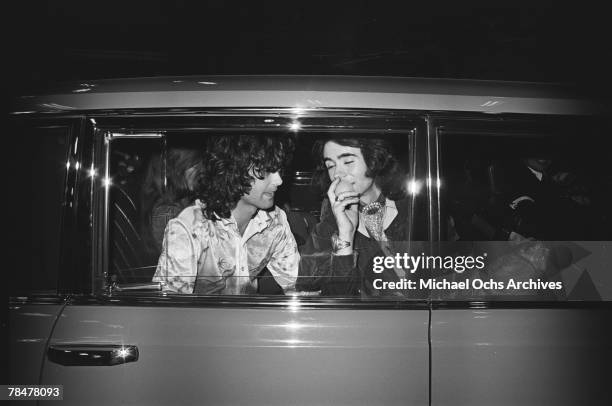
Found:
5,1 -> 612,96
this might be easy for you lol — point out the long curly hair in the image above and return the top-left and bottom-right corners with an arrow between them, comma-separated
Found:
312,137 -> 407,200
197,134 -> 295,219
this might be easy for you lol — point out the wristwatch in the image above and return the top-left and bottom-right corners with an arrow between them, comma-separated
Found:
331,232 -> 352,253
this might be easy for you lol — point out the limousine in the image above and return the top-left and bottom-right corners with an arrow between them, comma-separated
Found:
8,75 -> 612,405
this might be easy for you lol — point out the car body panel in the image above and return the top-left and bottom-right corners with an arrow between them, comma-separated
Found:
431,308 -> 612,406
9,300 -> 65,385
42,304 -> 429,405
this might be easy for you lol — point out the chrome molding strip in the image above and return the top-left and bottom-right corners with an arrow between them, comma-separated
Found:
9,295 -> 69,306
431,300 -> 612,310
9,294 -> 611,309
68,295 -> 612,310
109,133 -> 164,139
67,294 -> 431,310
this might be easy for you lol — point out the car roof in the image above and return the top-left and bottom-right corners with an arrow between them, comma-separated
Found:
10,75 -> 607,115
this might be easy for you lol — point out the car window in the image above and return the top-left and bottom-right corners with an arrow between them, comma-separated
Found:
436,119 -> 612,301
104,122 -> 422,298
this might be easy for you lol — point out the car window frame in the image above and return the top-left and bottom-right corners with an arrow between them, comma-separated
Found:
89,109 -> 429,305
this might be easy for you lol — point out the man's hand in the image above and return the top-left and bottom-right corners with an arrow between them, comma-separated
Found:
328,177 -> 359,246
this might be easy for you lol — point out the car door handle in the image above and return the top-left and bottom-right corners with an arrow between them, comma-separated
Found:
48,344 -> 139,366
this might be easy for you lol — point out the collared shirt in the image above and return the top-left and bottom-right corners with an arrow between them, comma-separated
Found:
152,200 -> 299,294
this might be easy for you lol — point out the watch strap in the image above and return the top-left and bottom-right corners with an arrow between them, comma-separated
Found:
331,232 -> 351,252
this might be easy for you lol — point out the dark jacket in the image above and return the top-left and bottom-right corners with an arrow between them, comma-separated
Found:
297,196 -> 427,296
489,161 -> 582,240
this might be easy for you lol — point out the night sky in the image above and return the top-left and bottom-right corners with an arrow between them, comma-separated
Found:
6,1 -> 612,96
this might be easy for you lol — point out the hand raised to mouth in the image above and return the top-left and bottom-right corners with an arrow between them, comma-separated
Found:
328,177 -> 360,245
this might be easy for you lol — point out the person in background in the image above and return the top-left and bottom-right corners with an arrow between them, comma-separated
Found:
141,148 -> 202,255
489,156 -> 592,240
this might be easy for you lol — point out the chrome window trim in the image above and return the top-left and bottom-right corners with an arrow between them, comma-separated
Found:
15,107 -> 606,127
109,133 -> 164,139
97,131 -> 166,293
70,109 -> 609,303
406,127 -> 418,243
9,295 -> 69,306
85,122 -> 96,294
16,107 -> 448,119
91,128 -> 105,293
101,132 -> 111,290
94,111 -> 424,299
425,116 -> 439,241
9,110 -> 610,303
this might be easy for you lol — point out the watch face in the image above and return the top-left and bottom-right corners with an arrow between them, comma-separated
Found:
332,234 -> 351,251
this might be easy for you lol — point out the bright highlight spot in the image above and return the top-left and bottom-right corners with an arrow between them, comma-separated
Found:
284,322 -> 304,331
288,296 -> 301,312
291,107 -> 305,116
407,179 -> 423,195
426,177 -> 442,189
88,164 -> 97,178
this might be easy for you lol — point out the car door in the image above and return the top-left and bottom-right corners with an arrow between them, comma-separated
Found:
39,112 -> 432,405
43,298 -> 430,406
429,115 -> 612,406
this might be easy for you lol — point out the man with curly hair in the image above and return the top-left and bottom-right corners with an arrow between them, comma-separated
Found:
153,134 -> 299,295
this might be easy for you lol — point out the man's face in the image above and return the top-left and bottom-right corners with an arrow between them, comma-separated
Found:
240,170 -> 283,210
526,158 -> 552,172
323,141 -> 377,201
